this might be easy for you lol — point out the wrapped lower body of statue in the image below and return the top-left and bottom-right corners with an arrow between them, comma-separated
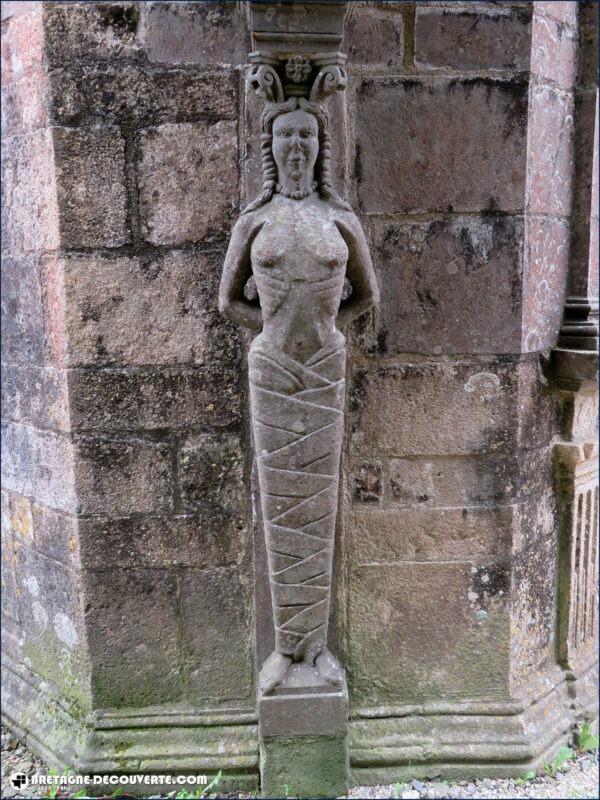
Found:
249,332 -> 345,694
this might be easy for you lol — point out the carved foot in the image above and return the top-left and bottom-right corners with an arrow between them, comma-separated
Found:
259,651 -> 292,695
315,647 -> 344,688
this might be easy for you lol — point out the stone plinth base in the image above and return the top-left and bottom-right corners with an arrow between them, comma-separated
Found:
349,663 -> 598,785
260,733 -> 348,799
258,665 -> 349,798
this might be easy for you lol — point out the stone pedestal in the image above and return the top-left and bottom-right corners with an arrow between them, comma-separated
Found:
259,665 -> 349,798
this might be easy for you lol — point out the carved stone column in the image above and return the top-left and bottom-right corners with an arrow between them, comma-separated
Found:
230,2 -> 357,797
551,2 -> 599,717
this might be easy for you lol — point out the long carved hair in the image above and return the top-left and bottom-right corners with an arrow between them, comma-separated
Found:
242,96 -> 351,214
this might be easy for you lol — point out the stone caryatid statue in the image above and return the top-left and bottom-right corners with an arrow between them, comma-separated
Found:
219,56 -> 379,696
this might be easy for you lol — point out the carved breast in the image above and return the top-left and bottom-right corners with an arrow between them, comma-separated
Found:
251,205 -> 348,283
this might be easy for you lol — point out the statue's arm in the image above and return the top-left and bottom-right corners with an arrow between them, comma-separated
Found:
334,214 -> 380,328
218,216 -> 264,332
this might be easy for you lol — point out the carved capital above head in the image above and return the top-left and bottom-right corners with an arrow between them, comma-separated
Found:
246,1 -> 349,106
309,60 -> 347,103
247,50 -> 347,105
247,59 -> 285,104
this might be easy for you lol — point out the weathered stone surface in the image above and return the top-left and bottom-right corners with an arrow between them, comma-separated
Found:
12,544 -> 89,710
52,126 -> 129,249
388,454 -> 519,507
347,506 -> 514,564
1,5 -> 44,82
1,254 -> 45,364
68,366 -> 240,431
3,490 -> 34,548
356,78 -> 527,214
1,491 -> 20,624
39,253 -> 68,368
31,430 -> 77,512
558,391 -> 599,441
530,10 -> 577,89
74,436 -> 172,516
415,6 -> 531,71
178,433 -> 246,516
1,423 -> 35,499
1,71 -> 48,136
1,422 -> 76,512
78,511 -> 249,570
511,535 -> 556,689
32,503 -> 80,571
48,66 -> 237,127
260,679 -> 348,737
348,561 -> 511,704
345,3 -> 403,67
180,567 -> 253,701
1,129 -> 59,255
515,360 -> 558,449
261,733 -> 348,799
522,216 -> 569,351
513,478 -> 556,555
535,1 -> 578,28
28,365 -> 70,432
352,462 -> 383,503
42,1 -> 141,67
356,215 -> 524,356
1,364 -> 27,423
578,3 -> 599,87
63,250 -> 241,367
2,363 -> 70,432
571,89 -> 597,219
139,122 -> 238,246
14,545 -> 84,658
350,362 -> 516,456
84,568 -> 181,708
526,84 -> 574,216
143,1 -> 248,65
1,2 -> 40,23
349,358 -> 546,457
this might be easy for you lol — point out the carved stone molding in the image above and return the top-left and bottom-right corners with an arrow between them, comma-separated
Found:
247,49 -> 347,104
246,1 -> 348,105
222,2 -> 374,796
554,442 -> 599,675
558,296 -> 599,352
552,355 -> 598,679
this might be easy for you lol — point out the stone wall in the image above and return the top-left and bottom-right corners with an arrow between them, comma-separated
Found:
344,0 -> 555,705
2,1 -> 257,768
1,0 -> 92,761
1,0 -> 598,788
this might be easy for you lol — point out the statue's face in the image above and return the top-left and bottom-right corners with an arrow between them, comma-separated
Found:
272,109 -> 319,183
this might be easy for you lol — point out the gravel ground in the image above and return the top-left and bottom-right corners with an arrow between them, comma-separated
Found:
2,725 -> 598,799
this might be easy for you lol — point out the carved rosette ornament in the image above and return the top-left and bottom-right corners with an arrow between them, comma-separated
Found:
220,7 -> 377,702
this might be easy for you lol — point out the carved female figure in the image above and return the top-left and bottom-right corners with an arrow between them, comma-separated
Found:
219,96 -> 378,695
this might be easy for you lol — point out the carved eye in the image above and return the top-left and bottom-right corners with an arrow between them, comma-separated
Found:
300,129 -> 314,138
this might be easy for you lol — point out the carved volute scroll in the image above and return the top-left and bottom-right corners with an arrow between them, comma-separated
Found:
219,2 -> 378,701
247,60 -> 284,104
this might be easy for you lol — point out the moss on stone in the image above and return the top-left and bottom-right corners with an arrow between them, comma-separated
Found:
23,631 -> 91,721
260,733 -> 348,798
